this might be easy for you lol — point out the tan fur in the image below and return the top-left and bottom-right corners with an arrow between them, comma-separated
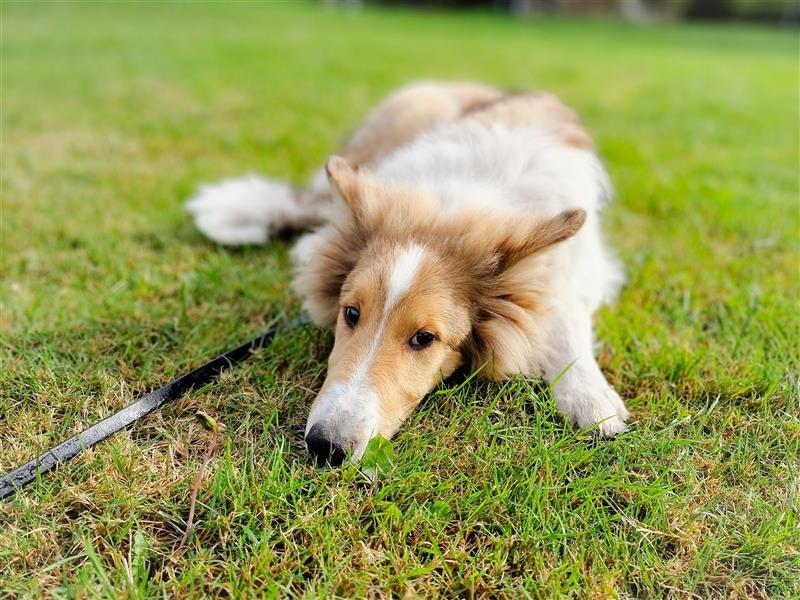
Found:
465,91 -> 596,149
325,156 -> 361,211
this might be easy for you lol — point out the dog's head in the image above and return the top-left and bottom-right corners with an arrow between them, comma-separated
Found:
297,157 -> 586,465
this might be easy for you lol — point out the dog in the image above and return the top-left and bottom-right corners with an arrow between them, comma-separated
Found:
187,81 -> 629,465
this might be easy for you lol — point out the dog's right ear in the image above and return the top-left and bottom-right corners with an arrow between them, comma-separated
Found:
325,156 -> 361,213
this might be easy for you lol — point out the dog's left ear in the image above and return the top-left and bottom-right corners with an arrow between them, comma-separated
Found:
497,208 -> 586,269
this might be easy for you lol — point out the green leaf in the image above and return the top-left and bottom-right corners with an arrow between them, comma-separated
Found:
360,435 -> 396,482
431,500 -> 452,519
132,530 -> 149,591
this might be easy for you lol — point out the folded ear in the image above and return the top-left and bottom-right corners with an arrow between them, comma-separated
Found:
498,208 -> 586,268
325,156 -> 361,213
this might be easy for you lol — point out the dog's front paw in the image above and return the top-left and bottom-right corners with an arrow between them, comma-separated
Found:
562,386 -> 630,437
185,175 -> 297,246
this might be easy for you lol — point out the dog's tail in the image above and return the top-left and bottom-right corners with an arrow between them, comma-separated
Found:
185,170 -> 329,246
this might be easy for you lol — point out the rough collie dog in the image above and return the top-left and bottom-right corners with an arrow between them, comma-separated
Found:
187,82 -> 629,465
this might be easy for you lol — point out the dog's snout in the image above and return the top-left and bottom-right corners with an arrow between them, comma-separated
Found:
305,425 -> 347,467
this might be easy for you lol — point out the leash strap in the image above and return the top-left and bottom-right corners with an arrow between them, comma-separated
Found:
0,315 -> 309,500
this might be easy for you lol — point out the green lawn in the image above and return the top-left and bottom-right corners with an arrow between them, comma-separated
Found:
2,2 -> 798,598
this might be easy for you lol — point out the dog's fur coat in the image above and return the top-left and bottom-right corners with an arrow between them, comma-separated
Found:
187,82 -> 629,462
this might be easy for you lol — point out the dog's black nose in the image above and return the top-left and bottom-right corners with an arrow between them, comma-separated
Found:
305,425 -> 346,467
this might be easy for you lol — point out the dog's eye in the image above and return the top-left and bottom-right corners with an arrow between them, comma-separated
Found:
343,306 -> 360,327
409,331 -> 435,349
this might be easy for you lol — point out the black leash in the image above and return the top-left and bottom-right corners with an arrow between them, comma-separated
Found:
0,315 -> 309,500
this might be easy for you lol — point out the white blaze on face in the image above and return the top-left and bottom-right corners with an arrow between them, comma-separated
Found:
306,244 -> 427,457
386,244 -> 426,308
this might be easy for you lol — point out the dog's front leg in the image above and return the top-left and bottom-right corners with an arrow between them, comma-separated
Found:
539,305 -> 630,437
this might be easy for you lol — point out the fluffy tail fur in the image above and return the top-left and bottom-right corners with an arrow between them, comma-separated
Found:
186,173 -> 327,246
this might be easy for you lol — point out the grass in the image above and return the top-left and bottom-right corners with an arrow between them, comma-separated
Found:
1,2 -> 798,597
